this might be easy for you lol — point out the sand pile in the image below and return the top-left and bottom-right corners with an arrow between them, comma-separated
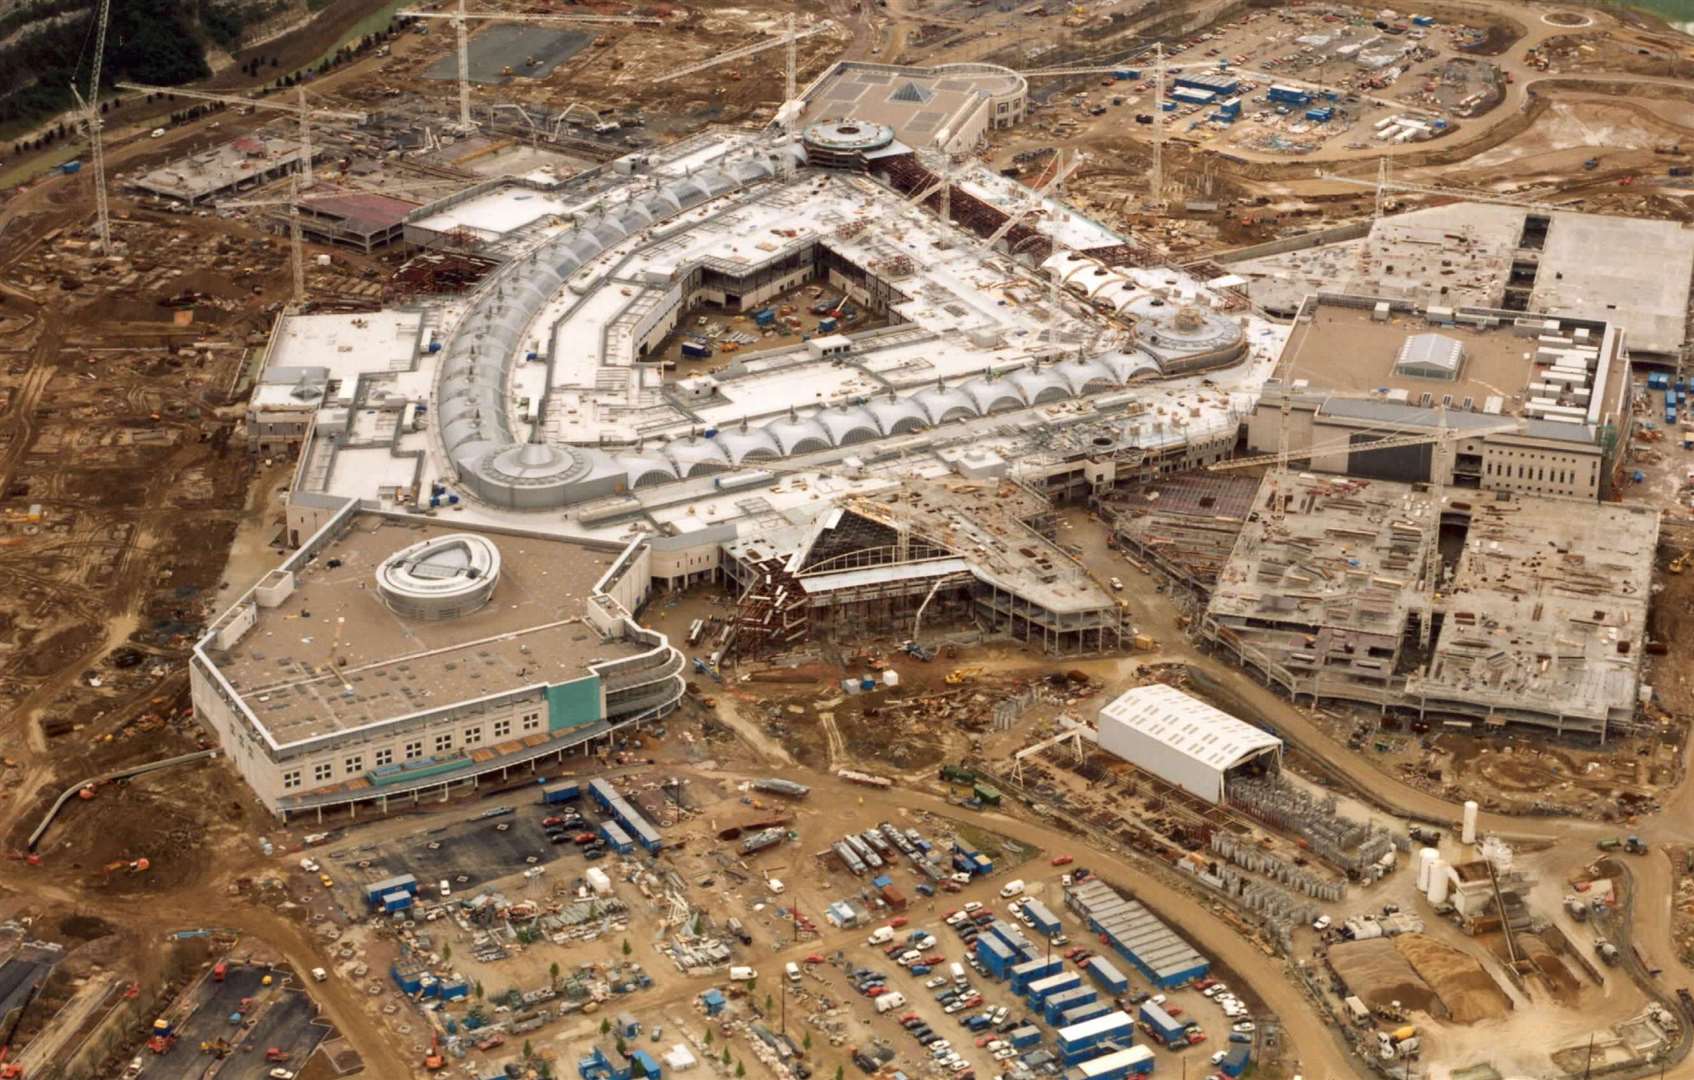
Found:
1394,933 -> 1513,1023
1330,938 -> 1443,1016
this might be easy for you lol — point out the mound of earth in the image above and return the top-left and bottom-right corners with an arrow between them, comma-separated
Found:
1330,938 -> 1442,1017
1394,932 -> 1513,1023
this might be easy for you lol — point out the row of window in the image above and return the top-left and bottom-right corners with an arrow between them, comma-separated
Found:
280,710 -> 544,791
1484,458 -> 1594,488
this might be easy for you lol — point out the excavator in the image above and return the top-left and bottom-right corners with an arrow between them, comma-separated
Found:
423,1033 -> 445,1071
1669,550 -> 1687,575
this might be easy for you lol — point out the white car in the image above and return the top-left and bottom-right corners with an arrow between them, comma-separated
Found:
1233,1022 -> 1256,1034
1312,915 -> 1332,932
439,879 -> 452,897
1212,1051 -> 1228,1065
944,1001 -> 965,1014
990,1006 -> 1009,1023
946,913 -> 968,926
926,976 -> 948,988
951,872 -> 972,885
1110,576 -> 1124,591
1007,900 -> 1023,914
929,1041 -> 951,1054
985,1041 -> 1007,1052
298,857 -> 319,872
916,934 -> 937,950
993,1048 -> 1016,1061
950,1061 -> 971,1072
1151,994 -> 1166,1006
963,902 -> 983,914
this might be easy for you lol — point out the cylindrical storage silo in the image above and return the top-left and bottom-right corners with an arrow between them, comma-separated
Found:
1426,860 -> 1450,906
1416,847 -> 1438,891
1462,800 -> 1479,845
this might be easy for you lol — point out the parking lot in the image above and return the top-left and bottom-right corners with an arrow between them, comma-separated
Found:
321,800 -> 613,909
149,964 -> 329,1079
810,863 -> 1268,1080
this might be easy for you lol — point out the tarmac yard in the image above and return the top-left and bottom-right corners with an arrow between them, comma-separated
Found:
148,965 -> 330,1080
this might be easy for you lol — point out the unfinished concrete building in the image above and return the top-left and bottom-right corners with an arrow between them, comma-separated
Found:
720,480 -> 1127,657
1200,472 -> 1657,739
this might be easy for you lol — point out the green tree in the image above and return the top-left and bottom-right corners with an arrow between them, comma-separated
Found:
834,1067 -> 845,1080
622,938 -> 632,957
550,961 -> 561,986
441,943 -> 451,963
704,1029 -> 713,1046
764,993 -> 773,1014
803,1032 -> 812,1051
601,1018 -> 612,1035
736,1063 -> 745,1079
473,981 -> 484,1000
523,1038 -> 534,1059
722,1048 -> 732,1066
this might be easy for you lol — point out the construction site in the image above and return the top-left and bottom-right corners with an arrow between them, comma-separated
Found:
1,0 -> 1694,1078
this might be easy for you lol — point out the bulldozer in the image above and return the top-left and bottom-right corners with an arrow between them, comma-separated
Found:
199,1038 -> 230,1058
945,666 -> 983,685
1669,551 -> 1687,575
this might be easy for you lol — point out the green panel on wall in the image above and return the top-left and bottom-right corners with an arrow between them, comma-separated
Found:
546,676 -> 602,732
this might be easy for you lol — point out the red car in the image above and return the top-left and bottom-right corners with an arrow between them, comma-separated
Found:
1051,854 -> 1074,866
924,954 -> 945,966
901,1012 -> 921,1024
975,1035 -> 993,1047
1167,1005 -> 1184,1018
960,994 -> 983,1008
1063,947 -> 1084,960
1196,978 -> 1217,991
573,832 -> 597,844
1187,1030 -> 1207,1045
542,816 -> 567,827
890,916 -> 909,928
941,881 -> 962,893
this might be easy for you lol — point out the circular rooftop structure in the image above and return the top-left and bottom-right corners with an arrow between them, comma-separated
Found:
376,533 -> 501,621
802,120 -> 897,155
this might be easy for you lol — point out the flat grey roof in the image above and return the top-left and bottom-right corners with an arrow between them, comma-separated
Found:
1231,203 -> 1694,357
210,517 -> 640,744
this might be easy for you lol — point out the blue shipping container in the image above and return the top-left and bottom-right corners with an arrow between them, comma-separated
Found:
1138,1001 -> 1185,1045
1009,1025 -> 1043,1049
1085,956 -> 1129,994
539,780 -> 580,804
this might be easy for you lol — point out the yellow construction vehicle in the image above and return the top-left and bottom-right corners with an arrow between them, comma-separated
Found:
1670,552 -> 1687,575
945,667 -> 983,685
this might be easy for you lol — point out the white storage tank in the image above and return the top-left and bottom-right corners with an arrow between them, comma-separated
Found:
1462,800 -> 1479,845
1426,860 -> 1450,906
1416,847 -> 1438,891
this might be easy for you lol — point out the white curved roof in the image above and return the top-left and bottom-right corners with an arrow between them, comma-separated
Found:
960,377 -> 1026,414
913,386 -> 980,424
715,428 -> 782,464
1097,684 -> 1282,804
866,396 -> 930,435
766,416 -> 834,454
1008,367 -> 1073,405
815,405 -> 880,446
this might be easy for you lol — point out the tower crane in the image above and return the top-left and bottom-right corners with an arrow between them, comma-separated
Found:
116,82 -> 367,188
1205,414 -> 1520,474
70,0 -> 112,253
398,0 -> 665,130
981,150 -> 1083,251
653,15 -> 832,90
1319,163 -> 1564,215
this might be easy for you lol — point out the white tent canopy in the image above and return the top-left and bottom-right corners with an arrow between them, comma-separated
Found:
1096,684 -> 1282,804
